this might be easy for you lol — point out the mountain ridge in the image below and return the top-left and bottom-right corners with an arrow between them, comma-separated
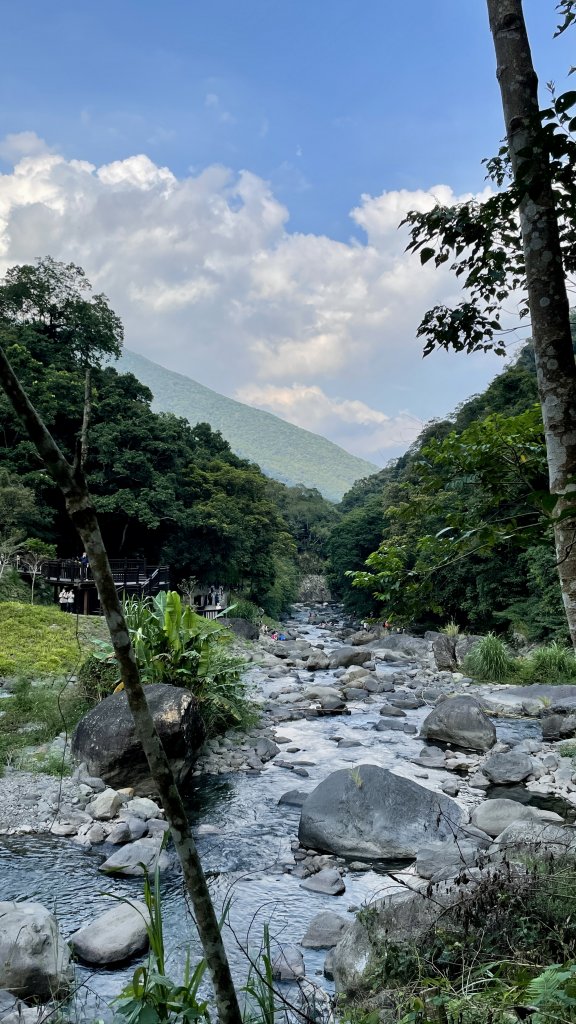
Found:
116,349 -> 378,502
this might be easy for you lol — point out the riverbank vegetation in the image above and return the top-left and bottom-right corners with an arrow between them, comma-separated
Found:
328,335 -> 573,642
342,858 -> 576,1024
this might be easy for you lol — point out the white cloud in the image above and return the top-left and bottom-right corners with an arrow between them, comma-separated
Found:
0,131 -> 50,162
0,133 -> 507,464
236,382 -> 424,459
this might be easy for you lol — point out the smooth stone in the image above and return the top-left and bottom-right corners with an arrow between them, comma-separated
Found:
300,868 -> 346,895
482,751 -> 533,785
99,838 -> 171,876
471,798 -> 563,838
420,696 -> 496,752
126,797 -> 163,821
299,765 -> 467,860
278,790 -> 309,807
301,911 -> 349,949
271,945 -> 305,981
69,900 -> 150,965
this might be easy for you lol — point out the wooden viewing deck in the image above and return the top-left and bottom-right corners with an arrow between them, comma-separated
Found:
40,558 -> 170,614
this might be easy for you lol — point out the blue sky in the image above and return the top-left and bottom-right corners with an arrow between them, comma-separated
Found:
0,2 -> 572,463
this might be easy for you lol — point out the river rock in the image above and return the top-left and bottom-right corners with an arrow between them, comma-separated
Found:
492,821 -> 576,858
69,900 -> 150,965
379,705 -> 406,717
0,902 -> 73,1001
71,684 -> 205,789
278,790 -> 309,807
99,838 -> 171,876
542,714 -> 576,740
415,841 -> 484,880
87,788 -> 123,820
328,648 -> 372,670
117,813 -> 147,840
306,650 -> 330,671
332,879 -> 467,993
482,750 -> 533,785
254,737 -> 280,762
298,765 -> 466,859
420,696 -> 496,752
429,634 -> 456,671
454,635 -> 482,666
126,797 -> 162,820
271,945 -> 305,981
301,911 -> 349,949
300,868 -> 345,895
0,990 -> 45,1024
470,798 -> 563,838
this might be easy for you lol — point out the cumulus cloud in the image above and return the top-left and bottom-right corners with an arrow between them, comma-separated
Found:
0,133 -> 505,463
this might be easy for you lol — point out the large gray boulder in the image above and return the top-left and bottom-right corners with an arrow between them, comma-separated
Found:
455,635 -> 482,667
482,750 -> 533,785
225,618 -> 260,640
298,765 -> 466,860
427,634 -> 456,671
305,649 -> 330,671
420,696 -> 496,752
0,902 -> 73,1001
72,684 -> 205,789
471,798 -> 563,838
332,880 -> 466,994
329,647 -> 372,670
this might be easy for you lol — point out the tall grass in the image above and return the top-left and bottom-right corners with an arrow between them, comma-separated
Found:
520,640 -> 576,684
463,633 -> 516,682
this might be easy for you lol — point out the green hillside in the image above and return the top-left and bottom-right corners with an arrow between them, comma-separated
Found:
116,350 -> 378,502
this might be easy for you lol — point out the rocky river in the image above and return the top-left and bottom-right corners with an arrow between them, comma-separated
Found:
2,604 -> 576,1021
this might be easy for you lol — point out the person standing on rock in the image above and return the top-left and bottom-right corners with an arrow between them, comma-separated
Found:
67,588 -> 75,614
59,587 -> 68,612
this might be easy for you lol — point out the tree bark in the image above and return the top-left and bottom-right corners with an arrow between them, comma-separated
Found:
486,0 -> 576,645
0,342 -> 242,1024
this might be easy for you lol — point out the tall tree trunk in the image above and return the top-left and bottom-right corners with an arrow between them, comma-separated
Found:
486,0 -> 576,645
0,343 -> 243,1024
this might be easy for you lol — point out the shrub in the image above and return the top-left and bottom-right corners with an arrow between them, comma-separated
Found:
77,652 -> 120,701
440,619 -> 461,637
94,591 -> 256,736
519,640 -> 576,685
463,632 -> 517,682
228,596 -> 262,624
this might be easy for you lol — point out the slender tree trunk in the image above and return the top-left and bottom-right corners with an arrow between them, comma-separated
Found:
0,343 -> 243,1024
486,0 -> 576,645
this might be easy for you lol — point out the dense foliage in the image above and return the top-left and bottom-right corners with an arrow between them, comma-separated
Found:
0,258 -> 337,615
329,341 -> 568,638
93,591 -> 256,736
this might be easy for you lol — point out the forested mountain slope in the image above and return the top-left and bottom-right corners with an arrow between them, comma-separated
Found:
116,350 -> 377,502
328,341 -> 568,639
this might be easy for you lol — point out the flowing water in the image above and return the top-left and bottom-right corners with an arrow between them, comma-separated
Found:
0,610 -> 543,1017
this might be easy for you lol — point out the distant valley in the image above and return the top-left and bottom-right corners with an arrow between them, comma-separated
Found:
116,350 -> 378,502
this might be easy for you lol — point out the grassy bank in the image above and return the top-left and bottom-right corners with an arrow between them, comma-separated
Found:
0,602 -> 109,774
0,602 -> 108,679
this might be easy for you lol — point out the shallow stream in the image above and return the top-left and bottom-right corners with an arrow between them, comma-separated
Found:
0,609 -> 544,1017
